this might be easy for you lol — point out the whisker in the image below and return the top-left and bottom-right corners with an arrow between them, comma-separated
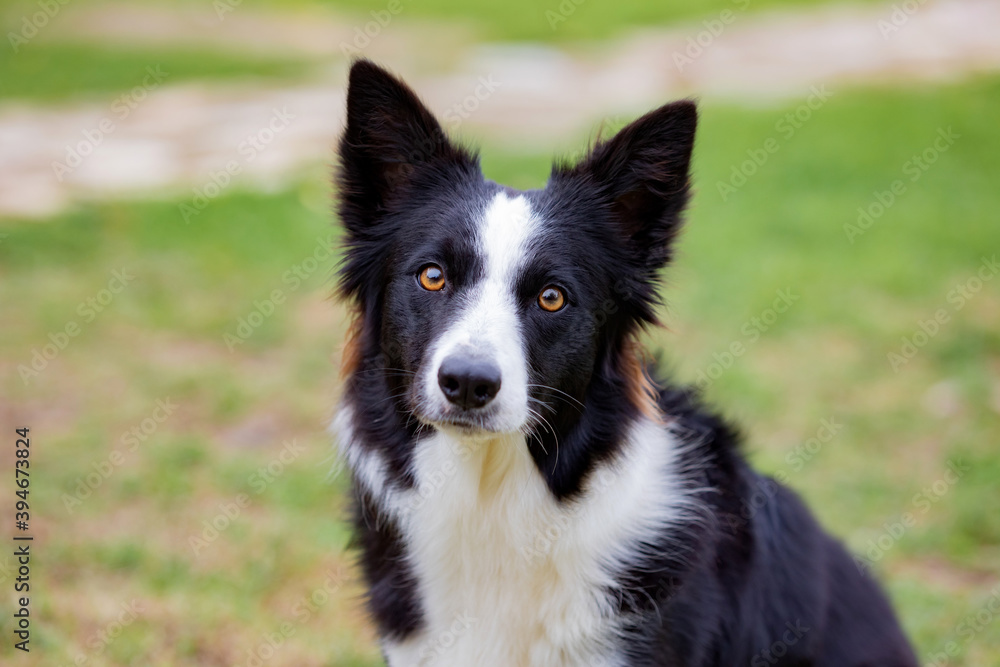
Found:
527,383 -> 585,412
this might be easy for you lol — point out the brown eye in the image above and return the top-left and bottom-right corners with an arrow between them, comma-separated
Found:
418,264 -> 446,291
538,286 -> 566,312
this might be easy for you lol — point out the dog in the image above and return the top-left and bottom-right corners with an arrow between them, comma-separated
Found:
333,59 -> 917,667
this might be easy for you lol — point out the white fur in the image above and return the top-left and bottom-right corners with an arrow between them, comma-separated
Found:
330,407 -> 396,507
418,192 -> 538,433
367,417 -> 689,667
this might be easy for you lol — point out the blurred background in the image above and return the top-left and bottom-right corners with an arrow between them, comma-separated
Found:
1,0 -> 999,664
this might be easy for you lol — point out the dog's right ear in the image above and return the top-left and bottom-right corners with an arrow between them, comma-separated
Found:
337,60 -> 474,233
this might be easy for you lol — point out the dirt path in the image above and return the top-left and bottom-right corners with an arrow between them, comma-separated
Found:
2,0 -> 999,218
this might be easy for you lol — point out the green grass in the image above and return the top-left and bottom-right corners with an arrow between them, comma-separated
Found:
200,0 -> 887,42
2,73 -> 999,664
0,42 -> 315,101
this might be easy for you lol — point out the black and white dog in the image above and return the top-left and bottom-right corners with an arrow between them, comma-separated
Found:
333,60 -> 917,667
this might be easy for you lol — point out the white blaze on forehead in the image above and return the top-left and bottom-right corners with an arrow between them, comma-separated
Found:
422,191 -> 541,432
478,191 -> 539,283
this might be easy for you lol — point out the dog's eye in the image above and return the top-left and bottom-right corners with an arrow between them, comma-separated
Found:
538,286 -> 566,312
418,264 -> 446,291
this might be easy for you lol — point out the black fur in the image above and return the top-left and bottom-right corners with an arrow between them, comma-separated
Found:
335,59 -> 917,666
615,387 -> 917,665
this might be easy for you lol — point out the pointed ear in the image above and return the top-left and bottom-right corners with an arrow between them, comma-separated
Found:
558,100 -> 697,269
337,59 -> 475,231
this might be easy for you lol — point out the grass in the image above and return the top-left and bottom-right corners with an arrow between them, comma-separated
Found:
0,42 -> 315,102
195,0 -> 888,42
1,63 -> 999,667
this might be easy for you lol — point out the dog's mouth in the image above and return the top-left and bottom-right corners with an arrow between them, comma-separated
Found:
423,412 -> 504,436
412,399 -> 511,437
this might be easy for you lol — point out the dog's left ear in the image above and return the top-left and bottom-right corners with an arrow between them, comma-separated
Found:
560,100 -> 697,270
337,60 -> 475,234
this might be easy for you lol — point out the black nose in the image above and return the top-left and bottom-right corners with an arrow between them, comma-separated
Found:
437,357 -> 502,409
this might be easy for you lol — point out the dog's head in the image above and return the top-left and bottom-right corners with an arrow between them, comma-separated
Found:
337,60 -> 695,467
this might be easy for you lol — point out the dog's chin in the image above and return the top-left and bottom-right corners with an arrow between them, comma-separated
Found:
416,409 -> 522,440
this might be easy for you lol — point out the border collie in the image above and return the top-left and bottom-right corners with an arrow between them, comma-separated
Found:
333,60 -> 917,667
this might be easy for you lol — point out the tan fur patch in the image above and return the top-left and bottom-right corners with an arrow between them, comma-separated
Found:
340,310 -> 364,379
622,339 -> 663,422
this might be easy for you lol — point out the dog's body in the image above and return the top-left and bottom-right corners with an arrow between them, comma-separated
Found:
334,60 -> 917,666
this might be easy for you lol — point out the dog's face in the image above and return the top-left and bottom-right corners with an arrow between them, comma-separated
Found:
338,60 -> 696,444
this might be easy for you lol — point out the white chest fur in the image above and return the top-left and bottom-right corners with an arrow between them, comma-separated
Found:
337,412 -> 689,667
